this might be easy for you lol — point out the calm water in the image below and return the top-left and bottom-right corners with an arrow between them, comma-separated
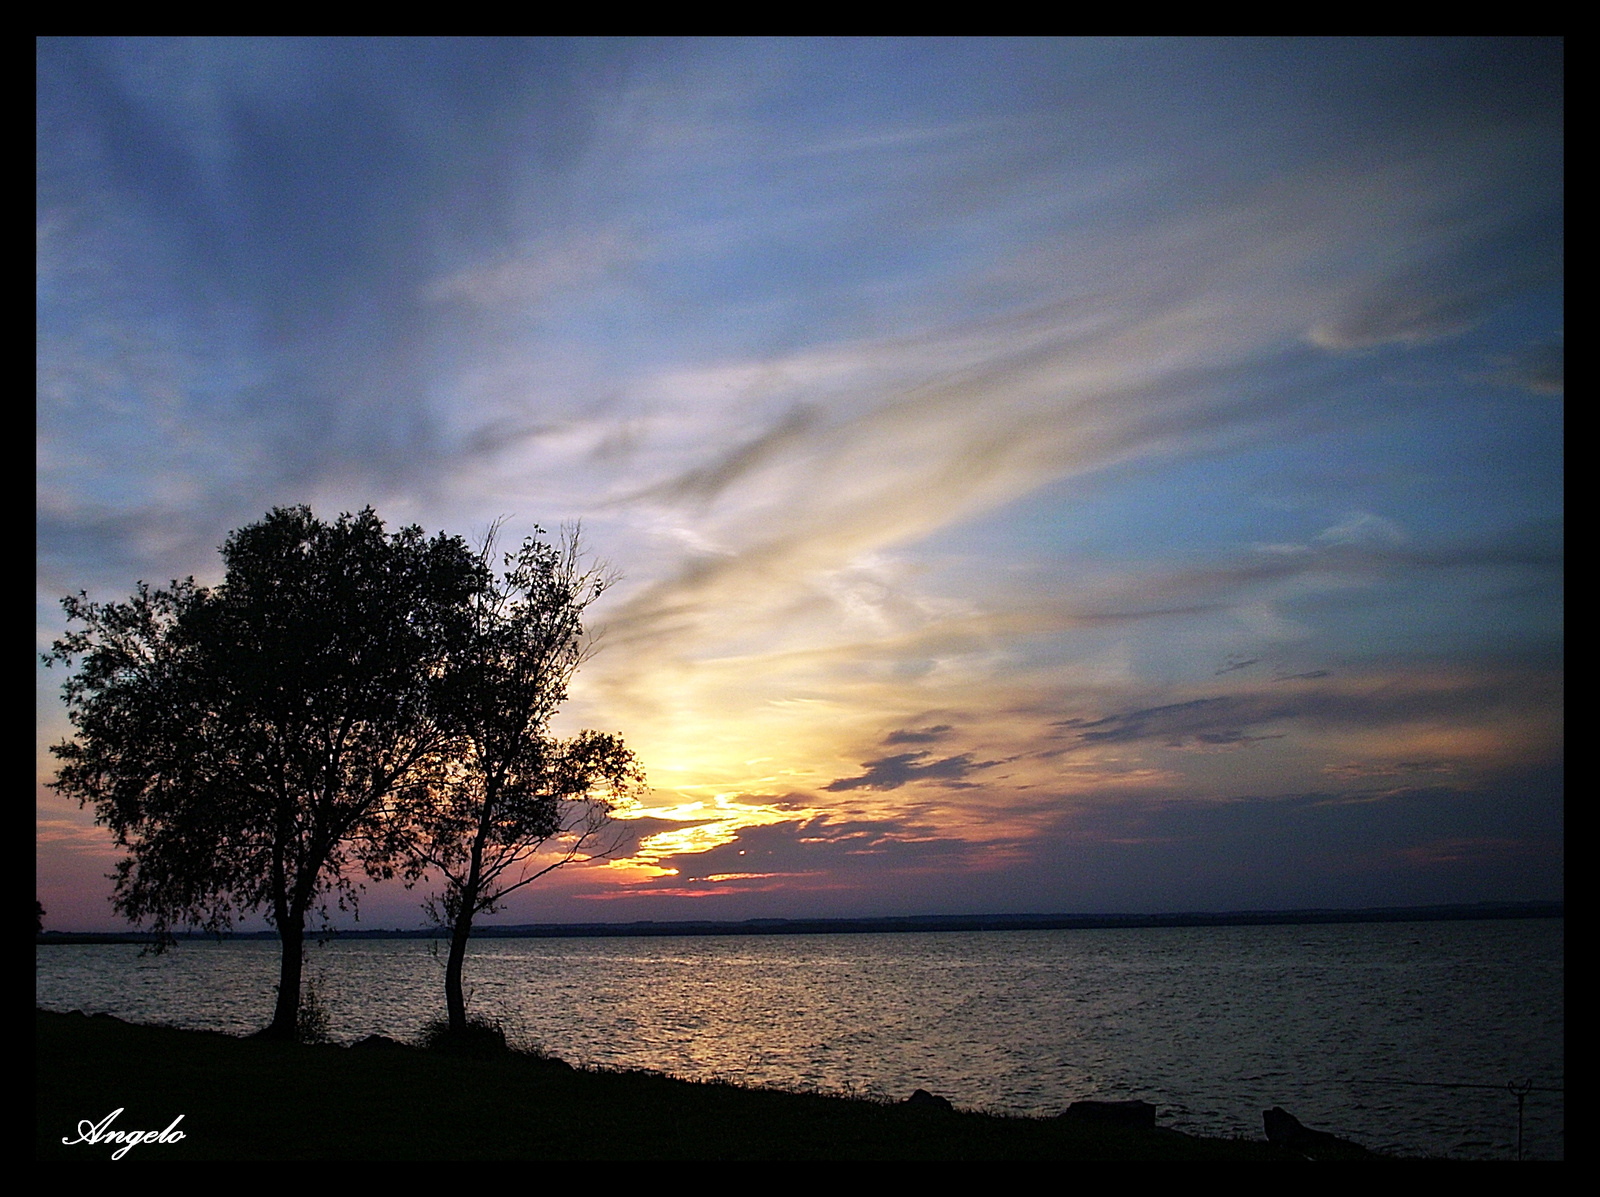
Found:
36,918 -> 1563,1160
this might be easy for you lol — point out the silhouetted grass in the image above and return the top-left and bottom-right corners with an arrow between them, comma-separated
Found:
417,1016 -> 511,1059
38,1010 -> 1367,1161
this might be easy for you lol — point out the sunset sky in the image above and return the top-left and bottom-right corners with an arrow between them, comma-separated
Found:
37,39 -> 1562,931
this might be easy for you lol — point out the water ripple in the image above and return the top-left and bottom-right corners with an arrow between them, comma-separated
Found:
36,919 -> 1562,1159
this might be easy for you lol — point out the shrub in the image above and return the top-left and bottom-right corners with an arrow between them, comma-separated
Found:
418,1016 -> 509,1058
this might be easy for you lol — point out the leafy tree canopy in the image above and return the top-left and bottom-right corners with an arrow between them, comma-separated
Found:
47,506 -> 486,1037
404,526 -> 645,1035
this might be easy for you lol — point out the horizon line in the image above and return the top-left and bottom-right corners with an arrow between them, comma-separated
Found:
37,899 -> 1564,942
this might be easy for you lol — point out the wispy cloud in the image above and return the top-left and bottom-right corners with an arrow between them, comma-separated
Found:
1489,337 -> 1564,396
37,40 -> 1562,922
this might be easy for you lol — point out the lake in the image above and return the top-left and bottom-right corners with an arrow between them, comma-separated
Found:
35,917 -> 1563,1160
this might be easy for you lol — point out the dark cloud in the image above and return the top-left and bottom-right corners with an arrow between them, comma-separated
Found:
1490,339 -> 1563,395
49,763 -> 1564,928
570,814 -> 999,911
463,416 -> 566,459
579,763 -> 1562,918
1194,731 -> 1285,746
882,724 -> 954,745
1017,764 -> 1564,910
552,813 -> 724,862
1050,667 -> 1561,751
1055,697 -> 1240,746
1308,281 -> 1494,351
1047,531 -> 1564,639
825,750 -> 997,791
1214,656 -> 1258,675
640,405 -> 822,505
727,815 -> 962,869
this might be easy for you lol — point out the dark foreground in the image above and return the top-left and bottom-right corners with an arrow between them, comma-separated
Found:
39,1010 -> 1373,1161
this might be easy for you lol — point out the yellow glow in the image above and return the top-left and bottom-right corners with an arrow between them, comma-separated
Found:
608,792 -> 820,872
604,860 -> 680,883
546,560 -> 1562,895
612,799 -> 707,822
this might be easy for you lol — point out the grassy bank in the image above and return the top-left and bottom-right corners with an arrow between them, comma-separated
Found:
39,1009 -> 1346,1161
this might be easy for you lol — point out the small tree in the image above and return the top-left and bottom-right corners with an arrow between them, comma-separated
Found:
409,525 -> 644,1038
46,506 -> 484,1039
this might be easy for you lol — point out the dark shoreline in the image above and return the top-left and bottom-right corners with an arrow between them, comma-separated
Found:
38,1009 -> 1384,1160
37,899 -> 1563,945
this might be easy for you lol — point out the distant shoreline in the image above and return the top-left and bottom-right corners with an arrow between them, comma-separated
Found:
36,899 -> 1563,944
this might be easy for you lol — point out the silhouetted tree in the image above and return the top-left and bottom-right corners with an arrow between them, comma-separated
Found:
46,506 -> 485,1039
36,900 -> 45,935
407,525 -> 644,1037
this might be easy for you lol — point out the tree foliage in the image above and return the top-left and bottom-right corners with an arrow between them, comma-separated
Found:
46,506 -> 486,1038
405,524 -> 645,1035
46,507 -> 644,1040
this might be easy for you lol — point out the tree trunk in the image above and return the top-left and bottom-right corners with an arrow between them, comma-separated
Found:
444,817 -> 490,1034
444,901 -> 474,1034
263,915 -> 304,1040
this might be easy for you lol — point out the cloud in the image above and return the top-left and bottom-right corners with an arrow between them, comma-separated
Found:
565,811 -> 1008,908
37,43 -> 1563,919
425,231 -> 638,310
41,40 -> 1563,665
1317,512 -> 1407,548
1035,766 -> 1563,906
1321,760 -> 1456,778
1050,664 -> 1562,754
36,38 -> 635,539
882,725 -> 955,744
1307,282 -> 1490,350
825,751 -> 999,792
1056,698 -> 1242,747
34,818 -> 120,852
575,761 -> 1562,914
640,404 -> 823,505
1489,338 -> 1564,395
1396,837 -> 1554,868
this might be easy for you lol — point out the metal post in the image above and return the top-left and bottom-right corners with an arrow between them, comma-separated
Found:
1507,1079 -> 1532,1161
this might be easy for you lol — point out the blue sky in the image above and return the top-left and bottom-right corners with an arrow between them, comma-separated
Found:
37,38 -> 1561,930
